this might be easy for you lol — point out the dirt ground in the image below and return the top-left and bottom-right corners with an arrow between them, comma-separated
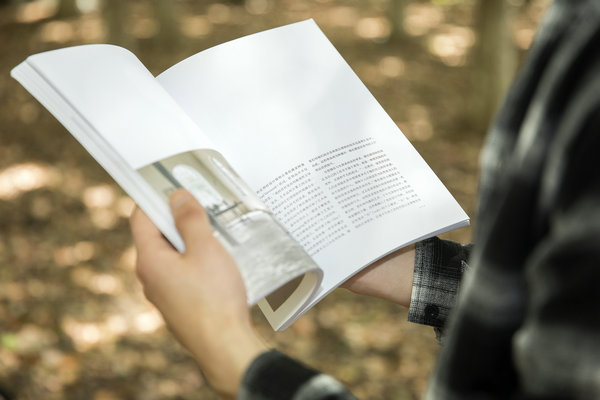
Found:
0,1 -> 548,399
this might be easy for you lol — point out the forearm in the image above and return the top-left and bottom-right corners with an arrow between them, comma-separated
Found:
343,244 -> 415,307
344,237 -> 471,338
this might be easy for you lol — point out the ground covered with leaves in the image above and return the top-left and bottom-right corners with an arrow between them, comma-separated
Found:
0,1 -> 547,399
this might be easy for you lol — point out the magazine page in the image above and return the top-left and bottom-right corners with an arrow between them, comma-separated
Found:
157,19 -> 469,325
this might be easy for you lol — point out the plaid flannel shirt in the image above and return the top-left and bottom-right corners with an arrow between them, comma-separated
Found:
239,1 -> 600,398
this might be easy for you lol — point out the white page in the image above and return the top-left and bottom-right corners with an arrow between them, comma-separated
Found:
157,19 -> 469,314
25,44 -> 215,169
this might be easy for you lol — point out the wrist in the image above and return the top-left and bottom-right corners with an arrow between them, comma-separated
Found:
190,318 -> 267,398
343,244 -> 415,307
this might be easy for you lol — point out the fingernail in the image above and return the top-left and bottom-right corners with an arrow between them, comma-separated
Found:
169,189 -> 194,211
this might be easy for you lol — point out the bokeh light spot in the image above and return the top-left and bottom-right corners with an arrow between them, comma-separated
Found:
515,27 -> 535,49
18,102 -> 40,124
75,0 -> 100,14
325,6 -> 359,27
79,15 -> 105,42
119,246 -> 137,270
0,163 -> 58,200
15,0 -> 58,24
378,56 -> 405,78
245,0 -> 272,16
90,208 -> 118,229
129,17 -> 158,39
354,17 -> 391,41
181,15 -> 213,38
134,310 -> 164,333
61,317 -> 101,351
40,20 -> 76,43
428,26 -> 475,66
116,196 -> 135,218
403,3 -> 444,37
82,184 -> 116,209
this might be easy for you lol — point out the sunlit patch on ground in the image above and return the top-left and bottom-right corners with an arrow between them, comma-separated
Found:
378,55 -> 405,78
428,25 -> 475,66
245,0 -> 272,16
181,15 -> 213,38
323,6 -> 359,28
0,162 -> 59,200
404,2 -> 444,37
354,17 -> 391,41
15,0 -> 58,24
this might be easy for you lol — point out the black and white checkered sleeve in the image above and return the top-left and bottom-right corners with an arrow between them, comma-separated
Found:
239,350 -> 357,400
408,237 -> 471,333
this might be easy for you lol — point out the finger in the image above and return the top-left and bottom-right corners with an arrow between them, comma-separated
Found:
169,189 -> 214,256
130,206 -> 178,290
130,206 -> 173,254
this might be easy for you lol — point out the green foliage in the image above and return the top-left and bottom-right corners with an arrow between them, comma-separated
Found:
431,0 -> 476,6
0,334 -> 17,351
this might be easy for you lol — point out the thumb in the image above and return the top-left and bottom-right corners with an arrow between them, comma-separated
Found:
169,189 -> 213,252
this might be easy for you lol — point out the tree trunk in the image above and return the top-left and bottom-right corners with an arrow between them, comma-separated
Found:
56,0 -> 79,18
469,0 -> 519,130
389,0 -> 408,40
103,0 -> 133,48
153,0 -> 180,48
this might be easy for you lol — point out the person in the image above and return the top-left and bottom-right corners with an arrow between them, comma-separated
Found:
130,0 -> 600,398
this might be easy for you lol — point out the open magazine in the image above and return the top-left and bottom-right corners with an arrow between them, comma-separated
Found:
11,19 -> 469,331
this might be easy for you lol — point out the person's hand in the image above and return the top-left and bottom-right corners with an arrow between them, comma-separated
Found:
130,189 -> 266,398
342,244 -> 415,308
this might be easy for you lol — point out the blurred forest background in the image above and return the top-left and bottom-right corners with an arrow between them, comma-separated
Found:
0,0 -> 549,399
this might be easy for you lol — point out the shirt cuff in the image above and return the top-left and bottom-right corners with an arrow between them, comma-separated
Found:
408,237 -> 471,329
239,350 -> 319,400
239,350 -> 356,400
